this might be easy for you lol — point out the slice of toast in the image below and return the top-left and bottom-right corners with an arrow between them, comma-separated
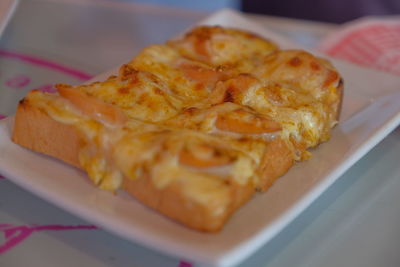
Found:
11,26 -> 342,232
12,98 -> 268,232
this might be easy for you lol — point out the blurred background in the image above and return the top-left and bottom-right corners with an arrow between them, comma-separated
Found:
105,0 -> 241,12
110,0 -> 400,23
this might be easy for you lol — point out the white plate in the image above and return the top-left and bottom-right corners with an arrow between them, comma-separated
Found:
1,9 -> 400,267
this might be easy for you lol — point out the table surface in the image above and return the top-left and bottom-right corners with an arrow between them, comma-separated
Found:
0,1 -> 399,267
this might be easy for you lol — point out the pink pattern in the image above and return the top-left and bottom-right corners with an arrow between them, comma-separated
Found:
0,224 -> 97,254
178,261 -> 193,267
5,74 -> 31,89
321,23 -> 400,75
0,115 -> 7,179
0,50 -> 93,81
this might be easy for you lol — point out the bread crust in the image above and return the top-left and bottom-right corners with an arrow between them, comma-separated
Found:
123,172 -> 254,232
335,78 -> 344,120
257,138 -> 294,192
12,98 -> 255,232
12,98 -> 81,168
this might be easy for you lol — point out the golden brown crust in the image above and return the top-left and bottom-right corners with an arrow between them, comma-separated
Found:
257,138 -> 294,192
123,173 -> 254,232
335,78 -> 344,120
12,99 -> 81,168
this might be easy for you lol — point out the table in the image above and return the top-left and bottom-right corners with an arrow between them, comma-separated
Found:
1,1 -> 399,266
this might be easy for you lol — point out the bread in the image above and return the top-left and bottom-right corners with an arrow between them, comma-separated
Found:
12,26 -> 343,232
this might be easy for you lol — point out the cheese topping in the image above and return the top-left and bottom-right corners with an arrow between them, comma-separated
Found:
25,26 -> 342,206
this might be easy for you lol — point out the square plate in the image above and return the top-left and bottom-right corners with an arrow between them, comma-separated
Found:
1,9 -> 400,267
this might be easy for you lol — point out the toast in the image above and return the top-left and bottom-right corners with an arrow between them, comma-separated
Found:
12,26 -> 343,232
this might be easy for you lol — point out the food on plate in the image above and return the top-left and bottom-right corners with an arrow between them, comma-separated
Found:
12,26 -> 343,232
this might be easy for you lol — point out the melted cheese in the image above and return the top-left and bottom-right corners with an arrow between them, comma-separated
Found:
169,26 -> 278,72
25,26 -> 342,208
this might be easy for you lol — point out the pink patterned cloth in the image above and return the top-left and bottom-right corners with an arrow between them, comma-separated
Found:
178,261 -> 193,267
0,223 -> 193,266
0,115 -> 7,179
318,17 -> 400,75
0,224 -> 97,254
